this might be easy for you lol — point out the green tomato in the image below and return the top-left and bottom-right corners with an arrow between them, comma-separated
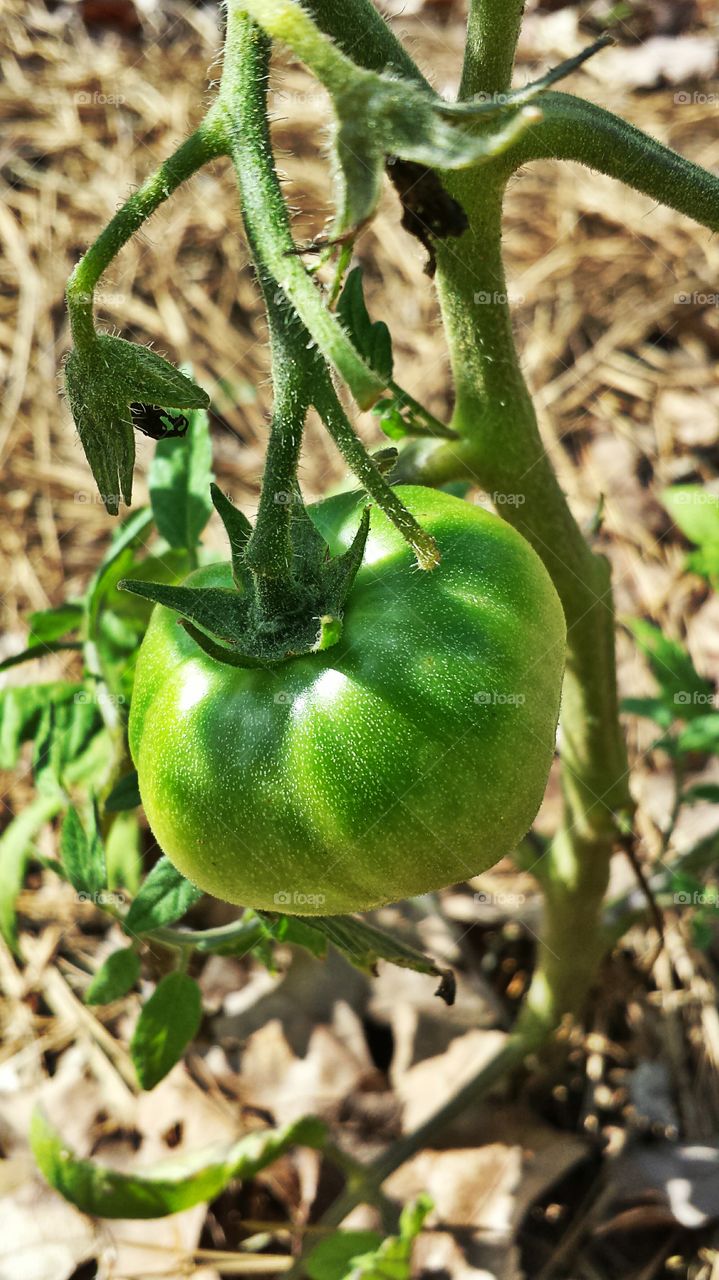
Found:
129,486 -> 565,915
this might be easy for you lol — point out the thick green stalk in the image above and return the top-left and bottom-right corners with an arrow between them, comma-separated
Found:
431,169 -> 630,1031
460,0 -> 526,98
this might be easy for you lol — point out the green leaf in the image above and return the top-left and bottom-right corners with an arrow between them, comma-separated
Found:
625,619 -> 714,720
306,1233 -> 383,1280
0,682 -> 85,770
267,915 -> 455,1003
124,856 -> 203,935
60,807 -> 106,900
104,770 -> 141,813
336,268 -> 393,382
677,714 -> 719,755
130,971 -> 203,1089
0,792 -> 63,951
86,507 -> 154,634
85,947 -> 141,1004
662,486 -> 719,549
328,1195 -> 432,1280
27,603 -> 84,648
65,335 -> 209,515
105,811 -> 142,894
149,405 -> 213,552
269,915 -> 329,960
621,697 -> 674,729
31,1106 -> 325,1219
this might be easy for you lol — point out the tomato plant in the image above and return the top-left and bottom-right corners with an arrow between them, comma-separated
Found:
4,0 -> 719,1257
129,486 -> 565,913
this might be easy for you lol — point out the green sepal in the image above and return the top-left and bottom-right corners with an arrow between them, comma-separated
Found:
65,335 -> 209,515
211,484 -> 253,585
120,495 -> 371,668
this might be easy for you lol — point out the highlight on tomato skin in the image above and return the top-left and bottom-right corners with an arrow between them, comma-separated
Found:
129,486 -> 567,916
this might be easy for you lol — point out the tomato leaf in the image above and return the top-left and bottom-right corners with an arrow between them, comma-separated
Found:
130,971 -> 203,1089
124,856 -> 203,935
682,783 -> 719,806
336,267 -> 393,382
625,619 -> 714,720
305,1232 -> 383,1280
85,947 -> 141,1004
267,915 -> 455,1004
31,1106 -> 325,1219
149,404 -> 213,552
307,1196 -> 431,1280
60,806 -> 106,900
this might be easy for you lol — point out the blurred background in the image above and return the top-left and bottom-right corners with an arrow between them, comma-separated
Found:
3,1 -> 719,1277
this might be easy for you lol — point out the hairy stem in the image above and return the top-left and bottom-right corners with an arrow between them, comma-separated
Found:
220,8 -> 384,409
460,0 -> 526,99
66,115 -> 226,349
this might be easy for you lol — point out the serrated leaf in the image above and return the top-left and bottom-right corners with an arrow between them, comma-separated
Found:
130,971 -> 203,1089
123,856 -> 203,935
149,406 -> 213,552
85,947 -> 141,1004
336,267 -> 393,382
0,683 -> 85,770
60,807 -> 106,899
662,486 -> 719,548
272,915 -> 455,1003
31,1106 -> 325,1219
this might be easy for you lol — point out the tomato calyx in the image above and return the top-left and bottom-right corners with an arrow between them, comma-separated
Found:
118,484 -> 370,667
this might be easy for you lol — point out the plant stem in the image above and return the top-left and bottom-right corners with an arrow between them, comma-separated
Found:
312,374 -> 440,570
66,115 -> 226,350
222,12 -> 440,570
460,0 -> 526,99
501,92 -> 719,232
428,166 -> 631,1028
220,10 -> 385,410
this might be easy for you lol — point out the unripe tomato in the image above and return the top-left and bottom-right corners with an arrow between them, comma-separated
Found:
129,486 -> 565,914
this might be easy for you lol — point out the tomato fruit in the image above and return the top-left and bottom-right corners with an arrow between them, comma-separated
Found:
129,486 -> 566,914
